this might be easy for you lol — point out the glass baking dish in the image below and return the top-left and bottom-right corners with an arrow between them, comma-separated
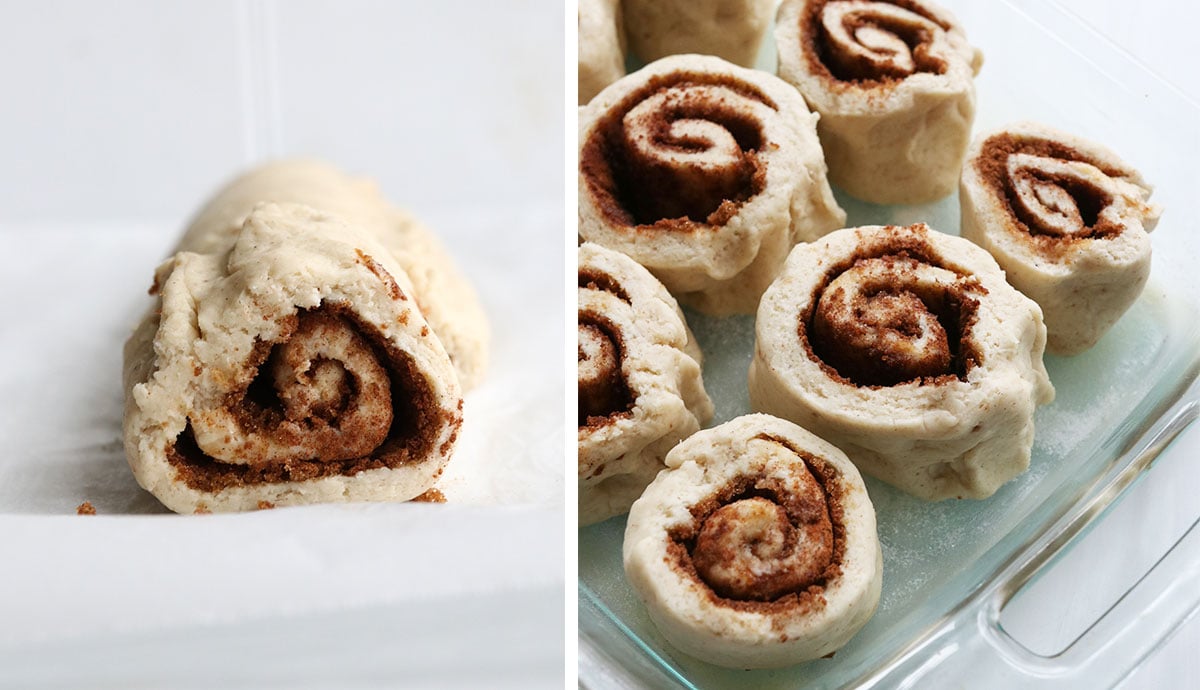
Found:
578,1 -> 1200,686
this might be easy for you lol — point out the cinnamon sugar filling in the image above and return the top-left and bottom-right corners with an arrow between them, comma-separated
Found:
802,0 -> 950,85
801,228 -> 983,387
581,72 -> 774,230
976,133 -> 1127,252
166,304 -> 450,492
578,268 -> 631,303
667,435 -> 846,614
578,311 -> 633,427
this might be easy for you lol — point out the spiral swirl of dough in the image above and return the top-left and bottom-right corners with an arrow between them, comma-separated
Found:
580,55 -> 846,315
816,0 -> 949,81
623,415 -> 882,668
750,224 -> 1055,500
577,314 -> 631,425
189,307 -> 406,465
577,243 -> 713,525
960,124 -> 1161,355
974,132 -> 1152,246
590,76 -> 776,226
777,0 -> 982,204
809,254 -> 981,387
688,442 -> 836,601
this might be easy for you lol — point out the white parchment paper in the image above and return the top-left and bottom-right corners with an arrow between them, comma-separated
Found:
0,202 -> 564,684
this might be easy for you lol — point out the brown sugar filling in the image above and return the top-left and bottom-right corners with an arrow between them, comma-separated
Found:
802,0 -> 950,86
166,304 -> 451,492
667,435 -> 846,614
580,71 -> 773,230
578,311 -> 634,428
578,268 -> 631,303
801,227 -> 984,387
976,133 -> 1127,254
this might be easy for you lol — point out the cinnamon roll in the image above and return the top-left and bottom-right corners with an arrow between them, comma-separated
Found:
579,54 -> 845,315
775,0 -> 983,204
123,161 -> 485,513
623,0 -> 774,68
750,223 -> 1054,500
960,123 -> 1162,355
578,243 -> 714,525
623,414 -> 882,669
578,0 -> 625,104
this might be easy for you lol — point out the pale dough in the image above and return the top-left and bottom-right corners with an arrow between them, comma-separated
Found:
124,161 -> 483,513
624,414 -> 882,669
578,0 -> 625,104
776,0 -> 983,204
579,54 -> 845,315
960,122 -> 1161,355
623,0 -> 774,68
578,242 -> 713,525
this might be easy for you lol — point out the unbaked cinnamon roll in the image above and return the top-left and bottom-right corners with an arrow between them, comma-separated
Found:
123,161 -> 484,513
579,54 -> 845,315
623,0 -> 774,68
750,223 -> 1054,500
775,0 -> 983,204
624,414 -> 882,669
579,243 -> 714,525
578,0 -> 625,104
960,123 -> 1161,355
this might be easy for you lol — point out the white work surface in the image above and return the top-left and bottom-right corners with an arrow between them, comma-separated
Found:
0,1 -> 564,688
1006,3 -> 1199,688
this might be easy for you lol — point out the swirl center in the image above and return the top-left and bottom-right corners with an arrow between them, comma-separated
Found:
810,254 -> 979,386
976,134 -> 1132,248
816,1 -> 947,82
581,73 -> 775,229
191,310 -> 395,464
1006,153 -> 1113,238
692,493 -> 834,601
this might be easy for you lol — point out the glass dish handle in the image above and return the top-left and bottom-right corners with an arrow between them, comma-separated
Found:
882,399 -> 1200,689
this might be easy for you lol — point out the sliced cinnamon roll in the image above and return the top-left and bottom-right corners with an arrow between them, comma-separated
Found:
750,223 -> 1055,500
623,414 -> 882,669
960,123 -> 1162,355
123,161 -> 483,513
578,0 -> 625,104
775,0 -> 983,204
623,0 -> 774,68
579,243 -> 714,525
579,54 -> 845,315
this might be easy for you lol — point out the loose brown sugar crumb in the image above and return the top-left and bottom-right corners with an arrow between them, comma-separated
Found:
412,488 -> 446,503
75,501 -> 96,515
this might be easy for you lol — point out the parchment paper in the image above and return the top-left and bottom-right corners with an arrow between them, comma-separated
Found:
0,202 -> 564,684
